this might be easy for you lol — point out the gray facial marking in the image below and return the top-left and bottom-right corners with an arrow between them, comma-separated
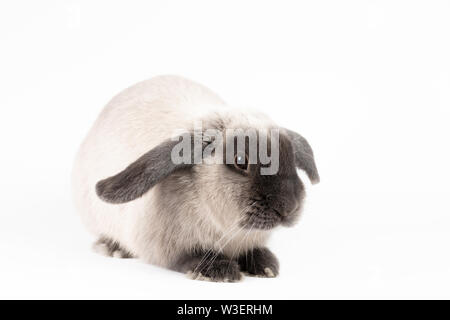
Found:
232,133 -> 304,229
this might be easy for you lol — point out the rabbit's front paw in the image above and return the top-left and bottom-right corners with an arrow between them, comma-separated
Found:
187,259 -> 243,282
238,247 -> 279,278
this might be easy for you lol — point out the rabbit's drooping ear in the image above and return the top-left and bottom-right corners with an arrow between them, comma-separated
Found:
284,129 -> 320,184
96,133 -> 204,204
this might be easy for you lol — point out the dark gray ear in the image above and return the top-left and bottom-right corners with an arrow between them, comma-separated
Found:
96,133 -> 204,204
284,129 -> 320,184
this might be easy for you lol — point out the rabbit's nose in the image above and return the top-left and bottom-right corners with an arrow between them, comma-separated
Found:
274,203 -> 293,217
289,203 -> 301,216
282,198 -> 301,217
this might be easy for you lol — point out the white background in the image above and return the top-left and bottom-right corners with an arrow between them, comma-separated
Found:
0,0 -> 449,299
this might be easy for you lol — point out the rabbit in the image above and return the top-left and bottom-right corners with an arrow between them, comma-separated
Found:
71,75 -> 319,282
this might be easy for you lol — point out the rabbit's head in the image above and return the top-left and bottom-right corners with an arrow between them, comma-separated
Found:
96,112 -> 319,231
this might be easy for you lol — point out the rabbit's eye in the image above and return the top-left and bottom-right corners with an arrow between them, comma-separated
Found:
234,154 -> 249,171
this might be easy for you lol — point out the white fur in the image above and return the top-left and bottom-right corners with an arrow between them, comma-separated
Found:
71,75 -> 276,268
